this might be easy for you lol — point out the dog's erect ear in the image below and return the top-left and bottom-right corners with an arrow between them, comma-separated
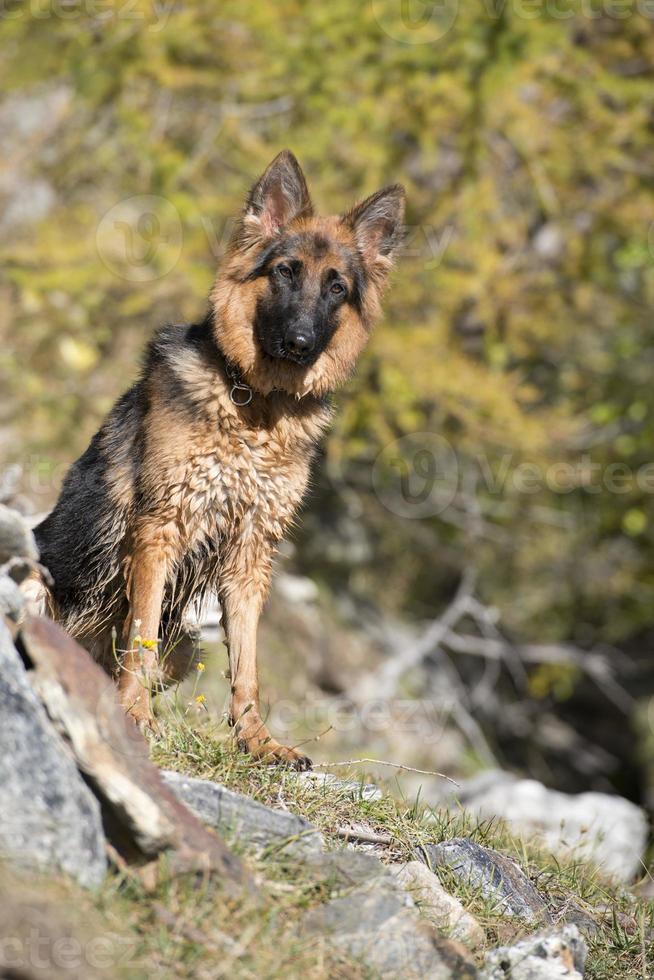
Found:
244,150 -> 313,239
342,184 -> 405,272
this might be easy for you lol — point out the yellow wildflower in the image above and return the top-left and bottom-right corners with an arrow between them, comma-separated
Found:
132,635 -> 158,650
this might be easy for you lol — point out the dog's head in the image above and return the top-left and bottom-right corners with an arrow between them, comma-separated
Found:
211,150 -> 405,397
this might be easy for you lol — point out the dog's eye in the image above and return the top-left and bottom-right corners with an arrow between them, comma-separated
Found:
277,264 -> 293,280
330,282 -> 346,297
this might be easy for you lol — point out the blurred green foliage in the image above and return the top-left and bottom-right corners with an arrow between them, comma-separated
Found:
2,1 -> 654,652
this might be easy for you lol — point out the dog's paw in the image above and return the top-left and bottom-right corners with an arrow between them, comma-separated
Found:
237,734 -> 312,770
120,687 -> 159,737
269,744 -> 313,771
135,713 -> 161,739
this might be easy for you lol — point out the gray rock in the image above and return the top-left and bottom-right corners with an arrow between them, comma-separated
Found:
560,904 -> 600,938
0,86 -> 70,234
295,770 -> 382,801
419,838 -> 550,924
302,874 -> 477,979
1,179 -> 56,232
0,619 -> 106,888
0,503 -> 39,567
275,572 -> 320,604
391,861 -> 485,947
438,769 -> 648,883
0,86 -> 71,153
21,617 -> 247,889
0,574 -> 24,622
303,848 -> 387,886
480,924 -> 587,979
532,223 -> 565,262
0,465 -> 22,505
161,770 -> 324,857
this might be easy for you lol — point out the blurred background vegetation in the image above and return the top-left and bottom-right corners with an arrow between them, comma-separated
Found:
2,1 -> 654,808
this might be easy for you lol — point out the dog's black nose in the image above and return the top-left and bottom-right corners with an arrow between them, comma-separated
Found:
285,328 -> 314,357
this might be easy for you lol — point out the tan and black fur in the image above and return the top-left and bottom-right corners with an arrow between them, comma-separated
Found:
35,151 -> 405,767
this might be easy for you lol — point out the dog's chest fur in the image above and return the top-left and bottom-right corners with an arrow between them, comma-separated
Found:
171,414 -> 318,547
138,345 -> 333,555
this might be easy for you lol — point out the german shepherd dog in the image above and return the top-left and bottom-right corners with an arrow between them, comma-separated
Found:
35,151 -> 404,768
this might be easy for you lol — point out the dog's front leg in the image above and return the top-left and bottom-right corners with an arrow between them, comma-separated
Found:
118,530 -> 172,729
221,535 -> 312,770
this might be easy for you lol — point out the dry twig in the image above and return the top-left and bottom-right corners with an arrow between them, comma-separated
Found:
313,758 -> 458,785
335,826 -> 393,845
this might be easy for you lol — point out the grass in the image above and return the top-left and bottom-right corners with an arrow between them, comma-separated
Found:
3,695 -> 651,978
145,707 -> 654,980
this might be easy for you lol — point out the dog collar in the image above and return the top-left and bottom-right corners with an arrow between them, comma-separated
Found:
224,360 -> 253,406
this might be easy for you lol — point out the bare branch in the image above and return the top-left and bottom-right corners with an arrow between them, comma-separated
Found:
355,567 -> 478,703
335,826 -> 393,845
313,758 -> 458,785
441,631 -> 634,713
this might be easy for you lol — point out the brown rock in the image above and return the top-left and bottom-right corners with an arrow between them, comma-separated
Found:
19,615 -> 249,890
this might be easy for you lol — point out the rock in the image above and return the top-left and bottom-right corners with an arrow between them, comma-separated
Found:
0,619 -> 106,888
0,502 -> 39,567
295,770 -> 382,801
0,865 -> 135,979
302,874 -> 477,979
480,924 -> 587,980
532,223 -> 565,262
439,769 -> 648,883
19,616 -> 249,890
161,770 -> 323,857
559,903 -> 600,938
0,574 -> 24,622
303,848 -> 387,886
2,179 -> 56,232
419,838 -> 550,925
391,861 -> 484,947
0,464 -> 22,505
188,596 -> 223,644
0,86 -> 70,234
275,572 -> 320,604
